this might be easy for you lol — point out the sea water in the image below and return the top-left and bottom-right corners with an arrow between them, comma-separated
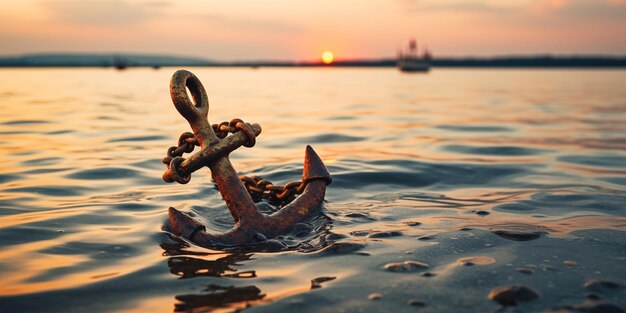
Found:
0,68 -> 625,312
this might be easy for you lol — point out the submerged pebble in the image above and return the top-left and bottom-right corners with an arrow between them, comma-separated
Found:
324,233 -> 348,241
545,300 -> 625,313
310,276 -> 336,289
384,260 -> 429,272
350,230 -> 371,237
345,212 -> 375,220
408,300 -> 426,307
317,242 -> 365,256
516,267 -> 535,275
458,256 -> 496,266
368,231 -> 403,238
586,294 -> 601,300
489,224 -> 547,241
564,260 -> 577,267
368,293 -> 382,300
584,278 -> 624,292
405,221 -> 422,227
488,285 -> 540,306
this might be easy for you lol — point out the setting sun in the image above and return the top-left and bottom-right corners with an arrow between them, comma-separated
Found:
322,51 -> 334,64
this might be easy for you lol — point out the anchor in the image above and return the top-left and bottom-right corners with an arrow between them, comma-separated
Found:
161,70 -> 331,249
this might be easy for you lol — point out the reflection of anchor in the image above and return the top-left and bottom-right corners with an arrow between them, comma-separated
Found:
162,70 -> 331,248
168,253 -> 256,279
175,284 -> 265,312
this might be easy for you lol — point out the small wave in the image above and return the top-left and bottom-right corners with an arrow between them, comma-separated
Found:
0,225 -> 67,247
66,167 -> 142,180
107,135 -> 168,143
494,190 -> 626,214
6,186 -> 90,197
21,157 -> 63,166
329,159 -> 530,189
2,120 -> 50,125
600,177 -> 626,186
436,125 -> 513,132
325,116 -> 357,121
558,154 -> 626,168
442,144 -> 550,156
291,133 -> 365,144
0,173 -> 21,184
45,130 -> 74,135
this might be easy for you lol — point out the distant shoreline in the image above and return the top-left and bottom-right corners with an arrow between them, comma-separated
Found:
1,53 -> 625,68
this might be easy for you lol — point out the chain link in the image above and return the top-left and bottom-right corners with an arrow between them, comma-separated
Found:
162,118 -> 255,184
240,175 -> 307,204
162,118 -> 255,165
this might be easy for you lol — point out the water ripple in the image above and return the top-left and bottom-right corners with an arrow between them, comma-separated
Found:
66,167 -> 142,180
1,68 -> 625,313
442,144 -> 550,156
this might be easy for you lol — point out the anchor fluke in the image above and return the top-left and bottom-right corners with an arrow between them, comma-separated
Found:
168,207 -> 205,239
302,145 -> 332,186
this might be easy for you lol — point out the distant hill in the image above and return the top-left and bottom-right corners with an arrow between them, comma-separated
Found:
0,53 -> 213,67
0,53 -> 625,68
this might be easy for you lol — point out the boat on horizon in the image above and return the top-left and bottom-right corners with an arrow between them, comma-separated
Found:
397,39 -> 431,73
113,56 -> 128,70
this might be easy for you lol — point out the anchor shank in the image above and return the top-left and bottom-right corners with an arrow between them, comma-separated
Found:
193,120 -> 262,225
170,69 -> 262,225
208,157 -> 262,224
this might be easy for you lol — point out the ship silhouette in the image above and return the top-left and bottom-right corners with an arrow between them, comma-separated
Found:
397,39 -> 431,72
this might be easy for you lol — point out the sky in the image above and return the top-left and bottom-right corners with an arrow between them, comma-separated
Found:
0,0 -> 625,61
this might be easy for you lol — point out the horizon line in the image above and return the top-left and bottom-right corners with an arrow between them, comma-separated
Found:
2,52 -> 626,64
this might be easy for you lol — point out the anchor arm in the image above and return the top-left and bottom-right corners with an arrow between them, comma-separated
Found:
268,180 -> 327,232
167,145 -> 331,247
268,145 -> 331,231
169,181 -> 327,247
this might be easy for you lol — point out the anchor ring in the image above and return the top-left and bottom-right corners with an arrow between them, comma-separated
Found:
170,70 -> 209,124
169,156 -> 191,184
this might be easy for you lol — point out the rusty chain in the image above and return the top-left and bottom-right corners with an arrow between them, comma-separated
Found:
240,175 -> 307,204
161,117 -> 305,204
161,118 -> 256,184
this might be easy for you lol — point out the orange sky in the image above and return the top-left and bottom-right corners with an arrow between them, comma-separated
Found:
0,0 -> 625,60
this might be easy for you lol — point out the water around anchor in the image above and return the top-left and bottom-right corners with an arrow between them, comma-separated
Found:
0,68 -> 625,313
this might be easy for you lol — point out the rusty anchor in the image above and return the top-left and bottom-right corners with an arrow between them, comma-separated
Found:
161,70 -> 331,249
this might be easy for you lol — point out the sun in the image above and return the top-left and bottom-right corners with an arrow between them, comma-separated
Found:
321,51 -> 334,64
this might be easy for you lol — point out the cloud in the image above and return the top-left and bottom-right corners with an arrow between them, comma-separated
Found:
416,1 -> 514,13
534,0 -> 626,19
188,13 -> 304,34
41,0 -> 167,25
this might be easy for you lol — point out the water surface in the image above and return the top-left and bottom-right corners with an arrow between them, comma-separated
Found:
1,68 -> 625,312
